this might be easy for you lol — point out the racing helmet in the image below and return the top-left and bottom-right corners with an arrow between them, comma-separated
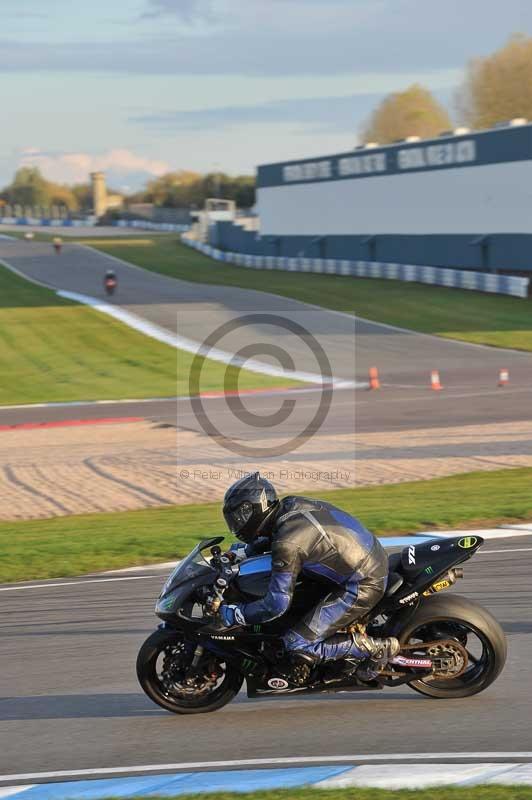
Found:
223,472 -> 279,544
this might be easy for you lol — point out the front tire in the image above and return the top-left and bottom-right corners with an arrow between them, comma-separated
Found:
399,595 -> 507,699
137,629 -> 243,714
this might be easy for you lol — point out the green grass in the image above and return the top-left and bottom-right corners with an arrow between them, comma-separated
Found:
90,236 -> 532,352
3,467 -> 532,582
0,264 -> 296,404
114,789 -> 532,800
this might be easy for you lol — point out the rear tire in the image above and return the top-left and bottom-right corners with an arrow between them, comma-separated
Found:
137,629 -> 243,714
399,595 -> 506,699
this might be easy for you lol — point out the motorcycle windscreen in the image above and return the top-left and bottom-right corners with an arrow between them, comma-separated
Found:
159,544 -> 217,599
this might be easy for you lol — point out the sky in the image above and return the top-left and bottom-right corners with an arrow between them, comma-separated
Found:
1,0 -> 531,191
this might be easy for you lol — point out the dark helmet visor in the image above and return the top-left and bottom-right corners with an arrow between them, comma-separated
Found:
225,501 -> 253,534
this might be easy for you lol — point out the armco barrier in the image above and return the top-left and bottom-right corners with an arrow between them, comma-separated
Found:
114,220 -> 189,233
0,217 -> 81,227
182,237 -> 529,299
0,218 -> 189,233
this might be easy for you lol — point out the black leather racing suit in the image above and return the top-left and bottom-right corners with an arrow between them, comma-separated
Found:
234,496 -> 389,661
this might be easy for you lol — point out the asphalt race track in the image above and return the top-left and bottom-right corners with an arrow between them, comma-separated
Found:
1,537 -> 531,775
3,384 -> 532,435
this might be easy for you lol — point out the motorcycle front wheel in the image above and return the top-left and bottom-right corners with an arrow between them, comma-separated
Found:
136,629 -> 244,714
400,594 -> 507,699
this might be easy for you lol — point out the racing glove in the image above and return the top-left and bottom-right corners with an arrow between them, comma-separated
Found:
219,604 -> 246,627
227,544 -> 247,563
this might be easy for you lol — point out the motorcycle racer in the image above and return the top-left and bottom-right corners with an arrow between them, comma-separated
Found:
104,269 -> 117,295
219,472 -> 399,678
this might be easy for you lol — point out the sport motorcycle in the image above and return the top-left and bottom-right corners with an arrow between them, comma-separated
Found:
136,534 -> 506,714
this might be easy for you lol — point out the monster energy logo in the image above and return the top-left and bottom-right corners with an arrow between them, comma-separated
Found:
253,625 -> 261,633
425,565 -> 434,575
242,658 -> 255,671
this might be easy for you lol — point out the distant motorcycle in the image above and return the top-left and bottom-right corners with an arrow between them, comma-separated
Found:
53,237 -> 62,254
137,534 -> 507,714
104,271 -> 117,296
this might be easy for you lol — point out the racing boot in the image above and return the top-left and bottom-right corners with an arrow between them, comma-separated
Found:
320,632 -> 401,683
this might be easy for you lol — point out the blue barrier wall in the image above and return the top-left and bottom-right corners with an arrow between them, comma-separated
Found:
212,222 -> 532,273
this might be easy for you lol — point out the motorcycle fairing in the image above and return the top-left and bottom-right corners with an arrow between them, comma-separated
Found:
236,555 -> 272,597
399,536 -> 483,579
155,537 -> 223,620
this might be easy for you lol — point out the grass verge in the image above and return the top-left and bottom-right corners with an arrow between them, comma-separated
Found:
0,264 -> 296,404
90,236 -> 532,352
3,467 -> 532,582
111,789 -> 532,800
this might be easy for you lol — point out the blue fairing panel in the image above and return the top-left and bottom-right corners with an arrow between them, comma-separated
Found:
239,554 -> 272,576
236,554 -> 272,598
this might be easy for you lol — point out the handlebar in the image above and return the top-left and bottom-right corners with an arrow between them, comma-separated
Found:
203,546 -> 238,616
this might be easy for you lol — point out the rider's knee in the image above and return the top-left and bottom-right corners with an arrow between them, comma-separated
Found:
284,630 -> 319,655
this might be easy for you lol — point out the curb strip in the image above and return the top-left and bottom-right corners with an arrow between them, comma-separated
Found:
3,763 -> 532,797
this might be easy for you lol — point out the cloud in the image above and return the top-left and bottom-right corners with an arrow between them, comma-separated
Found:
141,0 -> 212,21
18,148 -> 171,189
132,94 -> 382,133
1,0 -> 531,77
144,0 -> 212,19
132,88 -> 454,136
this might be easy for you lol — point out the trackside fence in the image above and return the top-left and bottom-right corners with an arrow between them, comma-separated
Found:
182,237 -> 529,299
114,220 -> 190,233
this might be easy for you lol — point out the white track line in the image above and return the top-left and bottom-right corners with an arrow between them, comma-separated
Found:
3,753 -> 532,782
57,289 -> 359,388
0,258 -> 54,290
0,385 -> 346,414
480,547 -> 532,555
425,530 -> 532,541
0,575 -> 159,592
0,397 -> 178,411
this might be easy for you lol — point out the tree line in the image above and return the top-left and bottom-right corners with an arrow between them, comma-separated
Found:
129,171 -> 255,210
0,167 -> 94,213
0,167 -> 256,214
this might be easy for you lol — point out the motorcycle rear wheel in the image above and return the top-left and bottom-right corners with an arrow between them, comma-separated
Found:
137,629 -> 243,714
400,594 -> 507,699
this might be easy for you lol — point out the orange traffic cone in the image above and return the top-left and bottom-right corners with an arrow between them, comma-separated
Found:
498,368 -> 509,387
368,366 -> 380,390
430,370 -> 442,391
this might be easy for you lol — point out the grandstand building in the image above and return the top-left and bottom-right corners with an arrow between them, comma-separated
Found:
211,120 -> 532,274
